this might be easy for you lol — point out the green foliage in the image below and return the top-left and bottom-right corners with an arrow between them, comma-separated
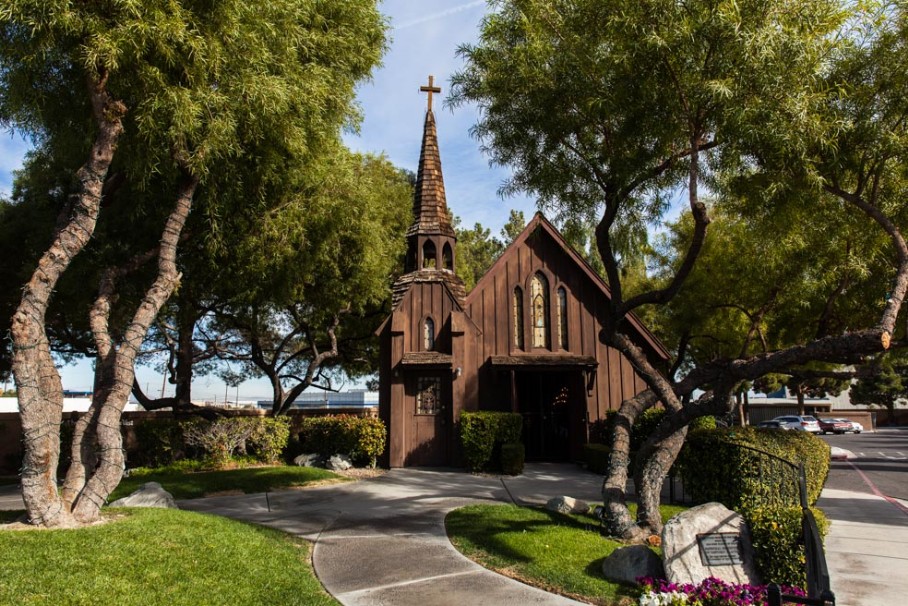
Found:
246,417 -> 291,465
678,427 -> 830,509
500,442 -> 525,476
678,428 -> 831,586
747,505 -> 829,588
134,420 -> 190,468
182,418 -> 257,469
583,443 -> 611,475
0,508 -> 337,605
136,416 -> 290,470
453,216 -> 504,292
298,415 -> 386,467
459,411 -> 523,472
850,353 -> 908,415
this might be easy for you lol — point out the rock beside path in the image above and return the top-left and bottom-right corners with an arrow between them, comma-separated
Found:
110,482 -> 178,509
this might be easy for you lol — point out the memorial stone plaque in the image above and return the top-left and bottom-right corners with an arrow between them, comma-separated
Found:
697,533 -> 743,567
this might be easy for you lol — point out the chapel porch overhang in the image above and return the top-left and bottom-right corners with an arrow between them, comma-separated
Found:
489,354 -> 599,370
398,351 -> 454,369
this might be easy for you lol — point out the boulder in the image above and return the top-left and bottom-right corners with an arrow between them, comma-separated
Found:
326,454 -> 353,471
109,482 -> 178,509
545,496 -> 590,515
293,453 -> 324,467
661,502 -> 760,586
601,544 -> 665,585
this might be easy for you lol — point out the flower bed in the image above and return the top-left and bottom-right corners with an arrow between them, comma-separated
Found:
637,577 -> 806,606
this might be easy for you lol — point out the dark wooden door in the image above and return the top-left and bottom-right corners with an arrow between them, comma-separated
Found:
518,371 -> 573,461
407,373 -> 449,466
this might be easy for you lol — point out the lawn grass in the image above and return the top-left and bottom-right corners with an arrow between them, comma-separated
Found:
0,508 -> 337,606
446,502 -> 688,606
111,464 -> 345,500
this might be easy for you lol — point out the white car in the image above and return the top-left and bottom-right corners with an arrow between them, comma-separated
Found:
772,415 -> 823,433
832,418 -> 863,433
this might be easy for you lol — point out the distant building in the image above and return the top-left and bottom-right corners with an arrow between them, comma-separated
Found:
257,390 -> 378,410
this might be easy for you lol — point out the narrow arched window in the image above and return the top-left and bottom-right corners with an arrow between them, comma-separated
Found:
442,242 -> 453,271
513,286 -> 524,349
424,317 -> 435,351
557,286 -> 568,349
530,272 -> 550,349
422,240 -> 436,269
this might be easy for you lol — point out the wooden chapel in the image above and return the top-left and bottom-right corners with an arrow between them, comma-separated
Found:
376,77 -> 669,467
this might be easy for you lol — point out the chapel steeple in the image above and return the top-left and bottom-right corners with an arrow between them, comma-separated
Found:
405,75 -> 457,273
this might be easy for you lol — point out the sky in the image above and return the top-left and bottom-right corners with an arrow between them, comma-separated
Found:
0,0 -> 539,401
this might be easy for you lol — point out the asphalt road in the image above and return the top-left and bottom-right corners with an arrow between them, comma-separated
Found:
820,428 -> 908,501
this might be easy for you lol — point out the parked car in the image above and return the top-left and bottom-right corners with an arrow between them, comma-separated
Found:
818,418 -> 852,434
772,415 -> 822,433
830,418 -> 863,433
757,420 -> 783,429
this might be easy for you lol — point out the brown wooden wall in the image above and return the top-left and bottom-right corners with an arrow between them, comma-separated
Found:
464,228 -> 651,421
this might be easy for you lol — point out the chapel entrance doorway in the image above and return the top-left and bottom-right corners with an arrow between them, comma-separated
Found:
406,372 -> 450,466
515,371 -> 583,461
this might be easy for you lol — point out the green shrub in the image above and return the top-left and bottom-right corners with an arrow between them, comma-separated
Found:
500,442 -> 525,475
247,417 -> 291,464
678,427 -> 830,509
298,415 -> 386,467
182,417 -> 257,469
747,505 -> 829,587
134,420 -> 189,467
583,443 -> 611,474
459,411 -> 523,472
678,427 -> 831,587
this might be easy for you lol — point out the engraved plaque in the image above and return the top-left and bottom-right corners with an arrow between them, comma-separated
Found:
697,533 -> 743,567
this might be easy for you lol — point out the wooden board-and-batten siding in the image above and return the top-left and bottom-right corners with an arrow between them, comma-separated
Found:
464,216 -> 663,420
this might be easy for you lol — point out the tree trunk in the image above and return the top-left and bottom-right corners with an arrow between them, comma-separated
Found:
11,73 -> 125,528
175,302 -> 198,407
633,426 -> 688,533
65,173 -> 198,523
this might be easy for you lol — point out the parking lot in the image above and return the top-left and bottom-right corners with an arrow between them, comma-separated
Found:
821,428 -> 908,501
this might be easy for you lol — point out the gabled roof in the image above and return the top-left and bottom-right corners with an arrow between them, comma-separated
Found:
466,212 -> 670,361
391,268 -> 466,309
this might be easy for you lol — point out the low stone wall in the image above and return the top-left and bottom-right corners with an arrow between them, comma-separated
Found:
0,407 -> 377,475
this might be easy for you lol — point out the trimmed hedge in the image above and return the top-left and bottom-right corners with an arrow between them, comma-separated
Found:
500,442 -> 525,475
678,426 -> 829,509
460,411 -> 523,472
748,505 -> 829,587
298,415 -> 386,467
678,426 -> 831,587
583,443 -> 611,474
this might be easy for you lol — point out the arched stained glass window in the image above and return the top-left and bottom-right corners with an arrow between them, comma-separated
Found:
424,317 -> 435,351
513,287 -> 524,349
530,273 -> 550,349
557,287 -> 568,349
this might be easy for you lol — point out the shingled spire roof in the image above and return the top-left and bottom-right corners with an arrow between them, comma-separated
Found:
407,107 -> 455,238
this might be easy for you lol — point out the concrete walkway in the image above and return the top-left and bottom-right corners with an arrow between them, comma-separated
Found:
817,488 -> 908,606
180,464 -> 602,606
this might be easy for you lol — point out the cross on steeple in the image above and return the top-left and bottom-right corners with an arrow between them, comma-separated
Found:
420,75 -> 441,112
